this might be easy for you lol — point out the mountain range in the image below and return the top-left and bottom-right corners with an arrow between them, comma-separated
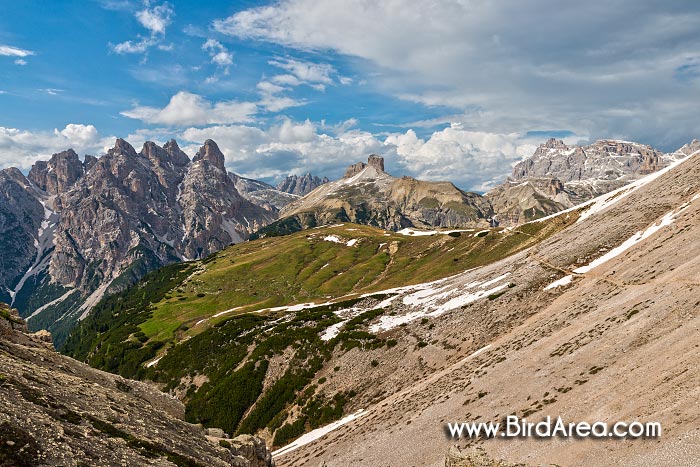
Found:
0,136 -> 693,345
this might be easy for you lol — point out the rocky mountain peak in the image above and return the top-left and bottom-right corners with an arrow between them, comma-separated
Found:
140,141 -> 168,164
677,139 -> 700,156
512,138 -> 666,182
368,154 -> 385,172
344,155 -> 386,178
542,137 -> 568,149
3,167 -> 31,186
28,148 -> 84,194
112,138 -> 138,158
83,154 -> 98,172
193,139 -> 226,171
163,139 -> 190,166
276,173 -> 329,196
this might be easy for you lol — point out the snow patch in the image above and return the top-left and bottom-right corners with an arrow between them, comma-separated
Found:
272,409 -> 367,458
573,194 -> 697,275
544,275 -> 573,290
369,273 -> 511,333
146,356 -> 162,368
397,228 -> 475,237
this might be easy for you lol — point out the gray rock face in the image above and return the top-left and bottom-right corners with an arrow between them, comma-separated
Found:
486,177 -> 572,225
266,156 -> 494,235
276,173 -> 330,196
0,169 -> 44,304
230,173 -> 300,211
487,138 -> 679,225
193,139 -> 226,171
179,141 -> 275,259
83,154 -> 98,172
511,138 -> 665,183
28,149 -> 84,195
2,139 -> 276,343
0,304 -> 275,467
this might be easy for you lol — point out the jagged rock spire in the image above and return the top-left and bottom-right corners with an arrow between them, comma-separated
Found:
193,139 -> 225,171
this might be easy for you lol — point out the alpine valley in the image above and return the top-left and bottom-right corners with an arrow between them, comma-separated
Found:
2,131 -> 699,466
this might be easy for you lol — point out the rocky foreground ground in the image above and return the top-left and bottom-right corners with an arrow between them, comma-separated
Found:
0,303 -> 275,467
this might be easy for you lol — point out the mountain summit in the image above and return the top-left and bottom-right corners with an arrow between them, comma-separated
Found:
255,155 -> 493,237
0,138 -> 275,344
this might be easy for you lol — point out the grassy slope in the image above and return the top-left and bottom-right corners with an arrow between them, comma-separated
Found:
141,218 -> 573,342
62,214 -> 577,448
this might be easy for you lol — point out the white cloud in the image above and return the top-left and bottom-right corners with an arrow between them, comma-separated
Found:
135,3 -> 173,35
121,91 -> 258,126
256,80 -> 306,112
202,39 -> 233,66
179,119 -> 385,180
174,118 -> 548,190
269,58 -> 335,84
0,45 -> 34,57
112,38 -> 152,54
0,118 -> 580,191
214,0 -> 700,150
0,124 -> 113,170
385,126 -> 543,191
39,88 -> 65,96
14,59 -> 27,66
111,1 -> 173,55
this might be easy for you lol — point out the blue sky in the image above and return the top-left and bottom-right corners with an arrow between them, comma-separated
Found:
1,0 -> 700,190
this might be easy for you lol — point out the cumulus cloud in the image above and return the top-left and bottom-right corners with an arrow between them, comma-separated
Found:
111,1 -> 173,56
121,91 -> 258,126
135,3 -> 173,35
269,58 -> 335,85
386,126 -> 545,191
179,119 -> 385,180
214,0 -> 700,150
256,81 -> 306,112
0,119 -> 578,190
202,39 -> 233,67
173,118 -> 552,190
0,124 -> 113,170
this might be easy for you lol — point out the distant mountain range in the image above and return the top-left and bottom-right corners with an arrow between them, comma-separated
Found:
0,136 -> 694,343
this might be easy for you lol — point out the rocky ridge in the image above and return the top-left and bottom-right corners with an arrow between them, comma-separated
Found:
259,155 -> 494,235
0,302 -> 275,467
1,138 -> 275,344
486,138 -> 681,224
229,173 -> 300,212
276,173 -> 329,196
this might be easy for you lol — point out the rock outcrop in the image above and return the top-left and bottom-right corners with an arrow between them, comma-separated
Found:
231,173 -> 300,212
257,155 -> 493,237
343,155 -> 385,178
3,138 -> 276,345
276,173 -> 329,196
445,446 -> 526,467
28,149 -> 84,195
511,138 -> 666,183
487,138 -> 681,225
0,302 -> 275,467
